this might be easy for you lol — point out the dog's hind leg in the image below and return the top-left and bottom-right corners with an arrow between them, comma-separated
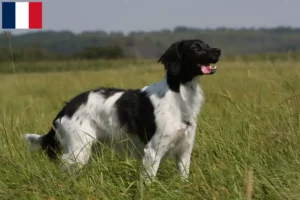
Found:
58,117 -> 97,173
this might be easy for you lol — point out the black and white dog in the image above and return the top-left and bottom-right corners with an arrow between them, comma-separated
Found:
24,39 -> 221,182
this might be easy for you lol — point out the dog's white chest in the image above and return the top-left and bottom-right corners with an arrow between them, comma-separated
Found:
143,77 -> 204,156
179,78 -> 204,124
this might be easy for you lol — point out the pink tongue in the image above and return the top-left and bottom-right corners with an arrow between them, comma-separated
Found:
201,65 -> 211,74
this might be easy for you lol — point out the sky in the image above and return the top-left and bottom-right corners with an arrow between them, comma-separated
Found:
1,0 -> 300,34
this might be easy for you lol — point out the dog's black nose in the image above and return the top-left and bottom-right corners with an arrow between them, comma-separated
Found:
213,48 -> 221,56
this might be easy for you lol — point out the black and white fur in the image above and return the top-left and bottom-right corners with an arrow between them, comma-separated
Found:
24,39 -> 221,182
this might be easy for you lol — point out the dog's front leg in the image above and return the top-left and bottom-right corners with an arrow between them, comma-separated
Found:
141,130 -> 172,183
142,144 -> 164,183
175,125 -> 196,181
176,149 -> 192,181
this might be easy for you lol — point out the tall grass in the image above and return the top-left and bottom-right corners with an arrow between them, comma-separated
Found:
0,60 -> 300,199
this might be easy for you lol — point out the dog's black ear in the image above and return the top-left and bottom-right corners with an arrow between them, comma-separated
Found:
158,41 -> 183,75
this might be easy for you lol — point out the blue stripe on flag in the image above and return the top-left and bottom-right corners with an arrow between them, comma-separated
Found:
2,2 -> 16,29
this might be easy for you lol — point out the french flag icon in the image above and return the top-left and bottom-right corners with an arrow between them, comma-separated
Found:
2,1 -> 42,29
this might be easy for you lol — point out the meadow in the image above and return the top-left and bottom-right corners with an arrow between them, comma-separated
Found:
0,59 -> 300,200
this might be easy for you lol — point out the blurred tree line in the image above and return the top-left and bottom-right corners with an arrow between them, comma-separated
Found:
1,26 -> 300,61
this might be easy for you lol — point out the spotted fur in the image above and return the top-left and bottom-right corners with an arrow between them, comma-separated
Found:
24,39 -> 221,182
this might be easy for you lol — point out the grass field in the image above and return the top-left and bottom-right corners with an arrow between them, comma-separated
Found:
1,59 -> 300,199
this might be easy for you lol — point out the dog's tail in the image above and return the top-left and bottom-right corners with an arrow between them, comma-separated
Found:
24,128 -> 60,159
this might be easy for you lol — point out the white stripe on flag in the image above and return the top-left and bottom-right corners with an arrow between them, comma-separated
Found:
16,2 -> 29,29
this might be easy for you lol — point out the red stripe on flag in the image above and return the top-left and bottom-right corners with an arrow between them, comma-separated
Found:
29,2 -> 42,29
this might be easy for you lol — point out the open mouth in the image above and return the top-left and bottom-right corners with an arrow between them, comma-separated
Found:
198,64 -> 218,75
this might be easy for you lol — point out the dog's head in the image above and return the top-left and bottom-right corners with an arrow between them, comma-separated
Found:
158,39 -> 221,83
